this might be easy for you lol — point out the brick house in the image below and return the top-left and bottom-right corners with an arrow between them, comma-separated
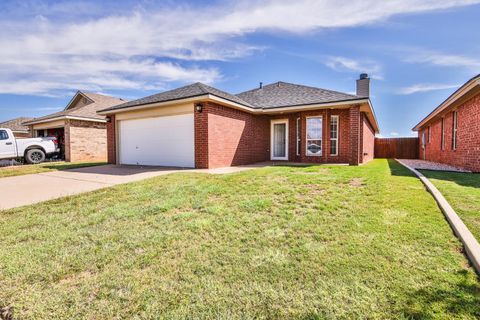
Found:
24,91 -> 125,162
413,74 -> 480,172
0,117 -> 33,138
98,74 -> 379,169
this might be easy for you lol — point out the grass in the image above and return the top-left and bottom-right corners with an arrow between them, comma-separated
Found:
0,159 -> 479,319
0,161 -> 107,178
420,169 -> 480,241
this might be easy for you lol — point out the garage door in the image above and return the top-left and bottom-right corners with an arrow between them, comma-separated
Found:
118,113 -> 195,167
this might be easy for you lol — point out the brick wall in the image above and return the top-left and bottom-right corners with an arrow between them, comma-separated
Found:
106,115 -> 116,164
67,119 -> 107,162
349,105 -> 361,165
361,113 -> 375,164
419,92 -> 480,172
196,102 -> 270,168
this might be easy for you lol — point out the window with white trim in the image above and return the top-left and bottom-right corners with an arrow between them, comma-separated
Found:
441,117 -> 445,150
427,126 -> 431,143
452,111 -> 458,150
306,116 -> 322,156
330,115 -> 339,156
296,117 -> 301,156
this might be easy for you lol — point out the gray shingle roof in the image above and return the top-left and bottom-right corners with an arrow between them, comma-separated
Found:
24,91 -> 126,124
0,117 -> 33,132
237,82 -> 360,108
104,83 -> 254,112
99,81 -> 362,113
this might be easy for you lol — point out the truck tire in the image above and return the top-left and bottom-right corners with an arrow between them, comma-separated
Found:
25,149 -> 46,164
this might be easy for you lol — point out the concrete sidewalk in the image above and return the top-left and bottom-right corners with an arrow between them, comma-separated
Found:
0,164 -> 259,211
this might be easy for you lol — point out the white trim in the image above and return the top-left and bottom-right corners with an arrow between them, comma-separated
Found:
441,117 -> 445,150
270,119 -> 289,160
24,115 -> 106,125
452,110 -> 458,150
296,117 -> 300,156
306,116 -> 323,157
330,115 -> 339,156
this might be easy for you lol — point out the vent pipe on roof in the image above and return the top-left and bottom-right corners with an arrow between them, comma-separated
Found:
259,82 -> 263,89
356,73 -> 370,97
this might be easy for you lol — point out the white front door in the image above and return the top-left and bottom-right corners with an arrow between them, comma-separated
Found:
0,129 -> 16,158
271,119 -> 288,160
118,113 -> 195,167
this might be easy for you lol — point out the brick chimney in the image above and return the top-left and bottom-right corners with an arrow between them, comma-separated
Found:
356,73 -> 370,97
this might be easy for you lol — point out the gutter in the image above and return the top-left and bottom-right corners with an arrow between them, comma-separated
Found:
97,94 -> 379,133
24,115 -> 107,125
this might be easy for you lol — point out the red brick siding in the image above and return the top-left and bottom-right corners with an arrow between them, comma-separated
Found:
419,93 -> 480,172
349,106 -> 361,165
361,113 -> 375,164
107,115 -> 116,164
199,102 -> 269,168
194,104 -> 209,168
67,120 -> 107,162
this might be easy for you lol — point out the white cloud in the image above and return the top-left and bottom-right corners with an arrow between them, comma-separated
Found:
403,49 -> 480,68
397,83 -> 460,95
390,132 -> 399,136
324,56 -> 383,80
0,0 -> 478,95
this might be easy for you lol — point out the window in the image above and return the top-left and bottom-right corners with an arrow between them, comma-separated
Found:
0,130 -> 8,140
421,132 -> 426,149
441,117 -> 445,150
427,126 -> 431,143
306,116 -> 322,156
330,115 -> 339,156
296,118 -> 301,156
452,111 -> 458,150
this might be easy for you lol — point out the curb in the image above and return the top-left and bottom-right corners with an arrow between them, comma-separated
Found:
396,159 -> 480,274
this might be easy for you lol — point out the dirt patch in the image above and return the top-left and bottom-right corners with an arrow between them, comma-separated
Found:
295,168 -> 330,175
349,178 -> 365,187
0,306 -> 13,320
303,184 -> 325,195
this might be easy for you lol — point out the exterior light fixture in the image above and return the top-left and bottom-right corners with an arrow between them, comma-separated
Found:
195,104 -> 203,112
105,116 -> 112,123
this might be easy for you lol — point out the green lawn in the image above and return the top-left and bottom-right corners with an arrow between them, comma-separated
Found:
0,161 -> 106,178
421,170 -> 480,241
0,159 -> 479,319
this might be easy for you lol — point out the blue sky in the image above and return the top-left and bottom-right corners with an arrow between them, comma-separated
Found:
1,0 -> 480,137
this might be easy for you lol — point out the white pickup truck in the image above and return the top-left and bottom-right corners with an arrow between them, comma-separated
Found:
0,128 -> 59,164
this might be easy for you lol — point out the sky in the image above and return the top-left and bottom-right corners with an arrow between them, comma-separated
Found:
0,0 -> 480,137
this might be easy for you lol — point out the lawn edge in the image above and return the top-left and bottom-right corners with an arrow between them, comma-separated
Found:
396,158 -> 480,274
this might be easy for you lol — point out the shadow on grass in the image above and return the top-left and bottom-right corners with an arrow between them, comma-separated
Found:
400,270 -> 480,319
386,158 -> 416,178
420,169 -> 480,190
41,162 -> 106,171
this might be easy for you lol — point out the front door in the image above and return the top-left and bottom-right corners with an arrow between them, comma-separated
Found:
271,119 -> 288,160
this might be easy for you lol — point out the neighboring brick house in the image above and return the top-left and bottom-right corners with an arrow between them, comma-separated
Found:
0,117 -> 33,138
24,91 -> 126,162
413,74 -> 480,172
98,74 -> 379,169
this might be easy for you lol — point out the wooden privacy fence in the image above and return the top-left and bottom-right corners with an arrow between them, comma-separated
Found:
374,137 -> 419,159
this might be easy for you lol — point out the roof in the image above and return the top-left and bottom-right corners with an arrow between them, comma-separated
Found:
236,81 -> 360,108
0,117 -> 33,132
413,74 -> 480,131
102,82 -> 254,112
99,81 -> 362,113
24,91 -> 126,125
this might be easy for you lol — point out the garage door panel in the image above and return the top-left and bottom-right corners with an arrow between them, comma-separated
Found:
119,113 -> 194,167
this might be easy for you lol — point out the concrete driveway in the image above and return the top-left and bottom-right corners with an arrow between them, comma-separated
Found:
0,164 -> 259,211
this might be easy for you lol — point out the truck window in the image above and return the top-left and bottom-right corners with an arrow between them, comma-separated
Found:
0,130 -> 9,140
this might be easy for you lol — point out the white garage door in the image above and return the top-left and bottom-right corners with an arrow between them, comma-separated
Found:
118,113 -> 195,167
